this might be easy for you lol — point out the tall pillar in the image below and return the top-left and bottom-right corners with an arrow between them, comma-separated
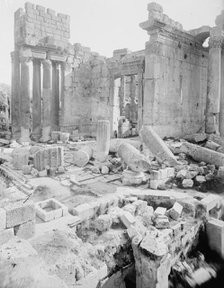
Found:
11,51 -> 21,139
51,62 -> 60,131
96,120 -> 110,162
60,63 -> 65,128
20,56 -> 31,142
41,59 -> 52,142
220,51 -> 224,137
138,71 -> 144,131
205,29 -> 223,134
32,59 -> 41,141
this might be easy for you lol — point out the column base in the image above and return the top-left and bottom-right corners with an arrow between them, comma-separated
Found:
205,113 -> 219,134
20,127 -> 30,143
40,126 -> 51,143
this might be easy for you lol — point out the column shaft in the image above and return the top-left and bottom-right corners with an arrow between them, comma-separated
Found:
32,59 -> 41,140
20,56 -> 31,142
220,51 -> 224,136
60,63 -> 65,128
51,62 -> 60,131
96,120 -> 110,162
205,35 -> 222,133
41,60 -> 52,142
138,71 -> 144,131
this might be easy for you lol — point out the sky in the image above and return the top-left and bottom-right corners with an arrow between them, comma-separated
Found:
0,0 -> 223,85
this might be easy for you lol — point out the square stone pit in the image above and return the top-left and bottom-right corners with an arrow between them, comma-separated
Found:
35,198 -> 68,222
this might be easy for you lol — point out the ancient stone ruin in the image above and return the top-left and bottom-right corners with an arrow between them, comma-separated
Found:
1,1 -> 224,288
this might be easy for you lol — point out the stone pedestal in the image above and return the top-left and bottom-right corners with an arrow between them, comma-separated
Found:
41,60 -> 52,142
20,56 -> 31,143
205,31 -> 223,134
96,120 -> 110,162
32,59 -> 41,141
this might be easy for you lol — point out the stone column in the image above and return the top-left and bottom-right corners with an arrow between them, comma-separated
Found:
32,59 -> 42,141
41,59 -> 52,142
219,50 -> 224,136
138,71 -> 144,131
20,56 -> 31,142
51,62 -> 60,131
11,51 -> 21,139
205,29 -> 223,134
60,63 -> 65,128
96,120 -> 110,162
119,76 -> 125,116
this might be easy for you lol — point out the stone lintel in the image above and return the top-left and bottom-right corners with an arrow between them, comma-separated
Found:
32,50 -> 46,60
48,53 -> 67,62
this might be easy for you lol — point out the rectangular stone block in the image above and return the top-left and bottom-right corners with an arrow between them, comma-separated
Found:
201,194 -> 221,212
73,203 -> 95,221
5,201 -> 35,228
0,208 -> 6,231
120,211 -> 136,228
127,225 -> 141,239
0,228 -> 14,245
206,218 -> 224,259
169,202 -> 183,220
14,219 -> 35,239
154,207 -> 167,216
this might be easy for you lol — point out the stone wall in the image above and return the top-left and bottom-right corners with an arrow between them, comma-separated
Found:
61,45 -> 112,136
140,2 -> 209,138
14,2 -> 70,49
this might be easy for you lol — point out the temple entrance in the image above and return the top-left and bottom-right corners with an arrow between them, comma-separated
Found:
112,75 -> 140,138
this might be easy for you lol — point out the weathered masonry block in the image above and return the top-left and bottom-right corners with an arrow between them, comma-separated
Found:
15,2 -> 70,47
35,198 -> 68,222
33,146 -> 64,171
206,218 -> 224,259
14,219 -> 36,239
4,201 -> 35,228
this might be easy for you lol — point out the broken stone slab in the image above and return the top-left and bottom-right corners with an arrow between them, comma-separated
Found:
73,146 -> 93,167
122,170 -> 146,186
184,133 -> 207,143
204,140 -> 220,151
140,126 -> 178,166
120,211 -> 136,228
207,134 -> 224,147
154,215 -> 170,229
182,142 -> 224,167
117,142 -> 151,172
